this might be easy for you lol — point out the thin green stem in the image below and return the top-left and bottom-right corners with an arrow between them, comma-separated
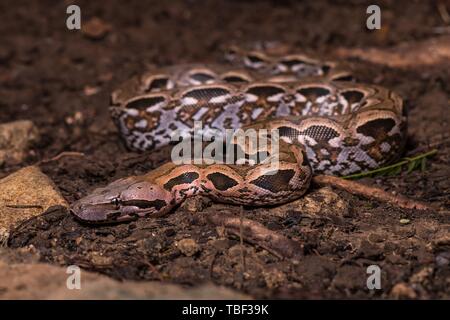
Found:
342,149 -> 438,180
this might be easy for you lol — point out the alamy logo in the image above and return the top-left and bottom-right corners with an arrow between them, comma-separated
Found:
66,5 -> 81,30
66,265 -> 81,290
366,5 -> 381,30
366,265 -> 381,290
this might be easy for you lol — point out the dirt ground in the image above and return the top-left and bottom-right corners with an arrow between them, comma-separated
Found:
1,0 -> 449,299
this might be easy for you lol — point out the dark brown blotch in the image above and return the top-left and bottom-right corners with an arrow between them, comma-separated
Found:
126,96 -> 166,110
246,54 -> 267,65
332,75 -> 354,82
250,169 -> 295,193
278,126 -> 302,140
223,75 -> 249,83
207,172 -> 238,191
297,87 -> 331,100
246,85 -> 285,98
146,78 -> 170,92
342,90 -> 364,104
280,58 -> 309,68
183,87 -> 230,101
356,118 -> 396,138
163,172 -> 200,191
301,149 -> 309,167
189,72 -> 216,83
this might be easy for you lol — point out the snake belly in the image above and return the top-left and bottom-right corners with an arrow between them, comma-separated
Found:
70,49 -> 407,223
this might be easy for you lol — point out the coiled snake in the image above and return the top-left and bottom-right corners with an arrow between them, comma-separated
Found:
71,46 -> 407,223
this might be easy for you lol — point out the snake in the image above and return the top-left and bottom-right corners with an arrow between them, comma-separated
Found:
70,46 -> 407,223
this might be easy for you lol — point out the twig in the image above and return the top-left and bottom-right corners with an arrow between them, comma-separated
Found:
312,175 -> 434,211
209,251 -> 219,280
142,260 -> 163,281
335,36 -> 450,67
239,206 -> 246,272
39,151 -> 85,164
406,138 -> 450,156
437,1 -> 450,24
205,212 -> 303,259
433,26 -> 450,34
5,204 -> 43,209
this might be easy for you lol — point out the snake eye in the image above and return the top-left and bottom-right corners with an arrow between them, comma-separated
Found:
111,198 -> 120,209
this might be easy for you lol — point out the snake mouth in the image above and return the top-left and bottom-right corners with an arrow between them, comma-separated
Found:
70,201 -> 121,224
70,198 -> 168,223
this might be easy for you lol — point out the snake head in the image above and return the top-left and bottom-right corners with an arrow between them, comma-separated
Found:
70,177 -> 172,223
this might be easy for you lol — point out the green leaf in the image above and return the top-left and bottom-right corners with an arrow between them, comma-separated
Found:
407,161 -> 416,173
421,158 -> 427,172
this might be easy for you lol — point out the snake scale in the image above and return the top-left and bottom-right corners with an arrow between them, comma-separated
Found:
71,46 -> 407,223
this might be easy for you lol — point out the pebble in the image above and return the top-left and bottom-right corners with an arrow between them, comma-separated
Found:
176,238 -> 199,257
0,166 -> 68,232
0,120 -> 39,166
274,187 -> 349,218
164,228 -> 176,237
83,85 -> 101,96
435,252 -> 450,267
409,267 -> 433,284
0,227 -> 9,247
180,196 -> 210,212
89,252 -> 113,267
262,269 -> 287,289
368,232 -> 387,243
82,17 -> 111,40
390,282 -> 417,299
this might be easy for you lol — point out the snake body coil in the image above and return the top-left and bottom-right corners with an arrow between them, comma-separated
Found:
71,48 -> 406,223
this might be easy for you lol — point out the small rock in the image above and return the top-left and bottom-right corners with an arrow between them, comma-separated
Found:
228,244 -> 247,257
400,219 -> 410,224
180,196 -> 210,212
357,240 -> 384,260
0,120 -> 39,166
82,17 -> 111,40
164,228 -> 176,237
83,85 -> 101,96
368,232 -> 387,243
65,111 -> 84,125
435,252 -> 450,267
209,239 -> 230,252
274,187 -> 348,217
262,269 -> 287,289
89,252 -> 113,267
390,282 -> 417,299
0,227 -> 9,247
215,226 -> 226,238
0,166 -> 68,232
409,267 -> 433,284
176,238 -> 199,257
